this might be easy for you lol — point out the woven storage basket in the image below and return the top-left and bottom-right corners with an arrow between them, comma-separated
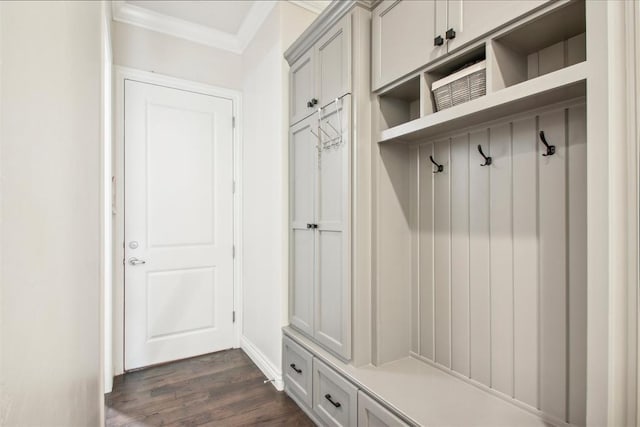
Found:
432,60 -> 486,111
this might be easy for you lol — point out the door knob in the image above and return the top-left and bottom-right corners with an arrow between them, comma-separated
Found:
128,257 -> 146,265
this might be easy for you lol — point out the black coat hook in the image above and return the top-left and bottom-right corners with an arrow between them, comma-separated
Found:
477,144 -> 492,166
429,155 -> 444,173
539,131 -> 556,156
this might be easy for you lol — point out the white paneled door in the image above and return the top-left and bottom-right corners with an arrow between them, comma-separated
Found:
124,79 -> 234,370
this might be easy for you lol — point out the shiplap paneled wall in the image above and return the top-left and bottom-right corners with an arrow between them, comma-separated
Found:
414,104 -> 586,426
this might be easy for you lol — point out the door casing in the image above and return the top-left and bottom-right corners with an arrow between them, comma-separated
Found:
112,66 -> 243,377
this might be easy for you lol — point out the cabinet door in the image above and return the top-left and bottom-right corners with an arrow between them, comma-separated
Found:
314,99 -> 351,359
372,0 -> 443,91
316,15 -> 351,108
446,0 -> 548,52
290,116 -> 317,336
290,50 -> 316,126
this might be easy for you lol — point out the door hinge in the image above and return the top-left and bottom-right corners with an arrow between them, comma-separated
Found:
232,180 -> 236,193
232,245 -> 236,258
232,311 -> 236,323
232,116 -> 236,128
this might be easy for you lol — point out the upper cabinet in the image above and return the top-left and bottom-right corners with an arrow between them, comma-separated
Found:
372,0 -> 549,90
445,0 -> 548,51
372,0 -> 444,91
290,16 -> 351,126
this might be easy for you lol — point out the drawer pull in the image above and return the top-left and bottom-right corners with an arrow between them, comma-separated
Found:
290,363 -> 302,374
324,394 -> 342,408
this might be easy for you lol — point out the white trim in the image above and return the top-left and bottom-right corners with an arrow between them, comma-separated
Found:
113,66 -> 243,375
240,335 -> 284,391
237,2 -> 277,52
111,1 -> 276,54
101,0 -> 114,396
288,0 -> 330,15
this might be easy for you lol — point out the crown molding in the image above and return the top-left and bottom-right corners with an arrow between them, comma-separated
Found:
284,0 -> 374,65
288,1 -> 331,15
237,1 -> 277,51
112,0 -> 277,54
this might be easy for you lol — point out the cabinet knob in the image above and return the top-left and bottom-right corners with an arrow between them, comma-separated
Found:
445,28 -> 456,40
434,35 -> 444,46
306,98 -> 318,108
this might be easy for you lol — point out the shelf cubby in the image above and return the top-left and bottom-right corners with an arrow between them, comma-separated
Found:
378,75 -> 421,131
423,45 -> 487,115
489,0 -> 585,90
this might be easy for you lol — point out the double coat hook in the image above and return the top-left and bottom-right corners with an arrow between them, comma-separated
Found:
429,155 -> 444,173
477,144 -> 492,166
539,131 -> 556,156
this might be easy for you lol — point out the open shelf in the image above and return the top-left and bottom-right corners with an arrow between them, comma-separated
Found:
490,0 -> 585,90
378,75 -> 421,130
379,61 -> 586,143
424,45 -> 487,115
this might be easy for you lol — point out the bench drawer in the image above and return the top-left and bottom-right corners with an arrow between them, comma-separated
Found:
283,336 -> 313,407
313,358 -> 357,427
358,390 -> 410,427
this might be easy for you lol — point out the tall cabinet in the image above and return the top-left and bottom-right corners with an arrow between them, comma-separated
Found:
287,2 -> 371,362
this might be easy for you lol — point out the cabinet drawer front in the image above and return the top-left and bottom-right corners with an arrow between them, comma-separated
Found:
358,391 -> 410,427
313,359 -> 357,427
283,337 -> 314,407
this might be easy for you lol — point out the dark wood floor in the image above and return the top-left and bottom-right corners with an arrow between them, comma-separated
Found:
106,349 -> 314,426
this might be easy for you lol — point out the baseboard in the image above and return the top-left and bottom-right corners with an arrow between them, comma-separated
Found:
240,335 -> 284,391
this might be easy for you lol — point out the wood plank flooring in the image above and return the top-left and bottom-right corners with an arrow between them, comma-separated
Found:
106,349 -> 313,426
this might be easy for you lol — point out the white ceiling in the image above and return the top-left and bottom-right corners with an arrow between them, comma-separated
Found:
126,1 -> 256,35
114,1 -> 330,53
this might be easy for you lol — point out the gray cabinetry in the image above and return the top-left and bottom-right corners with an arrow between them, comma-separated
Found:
372,0 -> 549,90
290,15 -> 350,125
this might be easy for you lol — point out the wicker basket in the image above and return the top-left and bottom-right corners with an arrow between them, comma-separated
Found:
432,60 -> 486,111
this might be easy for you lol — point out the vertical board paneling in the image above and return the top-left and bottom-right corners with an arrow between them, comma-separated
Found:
434,139 -> 451,367
469,130 -> 491,386
419,144 -> 435,360
568,105 -> 587,426
489,123 -> 514,396
450,134 -> 470,376
538,110 -> 567,421
413,105 -> 585,424
512,117 -> 539,407
410,146 -> 420,354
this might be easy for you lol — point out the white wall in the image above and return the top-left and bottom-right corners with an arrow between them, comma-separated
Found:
112,20 -> 243,90
240,2 -> 316,388
0,1 -> 103,425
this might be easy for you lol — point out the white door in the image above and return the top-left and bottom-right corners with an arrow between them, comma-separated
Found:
124,79 -> 235,370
